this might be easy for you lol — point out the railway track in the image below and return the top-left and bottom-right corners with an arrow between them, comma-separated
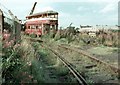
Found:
46,46 -> 88,85
25,37 -> 119,84
58,44 -> 120,74
25,37 -> 88,84
26,37 -> 119,74
54,44 -> 119,83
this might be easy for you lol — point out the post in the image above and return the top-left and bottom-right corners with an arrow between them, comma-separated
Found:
42,23 -> 44,35
0,9 -> 3,33
15,22 -> 21,42
0,9 -> 3,84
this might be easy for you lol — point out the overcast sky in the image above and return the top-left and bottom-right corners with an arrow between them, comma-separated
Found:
0,0 -> 119,28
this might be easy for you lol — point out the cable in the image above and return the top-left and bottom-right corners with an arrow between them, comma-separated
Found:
0,2 -> 13,19
0,2 -> 9,11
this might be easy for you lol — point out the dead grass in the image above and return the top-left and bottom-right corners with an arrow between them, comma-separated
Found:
87,46 -> 118,55
19,39 -> 35,62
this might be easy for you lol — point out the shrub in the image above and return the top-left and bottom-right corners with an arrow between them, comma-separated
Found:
54,31 -> 61,41
2,43 -> 22,83
55,65 -> 69,76
30,34 -> 37,38
2,38 -> 36,83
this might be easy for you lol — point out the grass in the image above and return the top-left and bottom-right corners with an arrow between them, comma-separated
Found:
54,65 -> 69,76
37,43 -> 57,65
30,41 -> 78,83
56,38 -> 68,44
31,59 -> 46,83
87,46 -> 118,55
2,39 -> 31,83
113,48 -> 120,53
30,42 -> 61,83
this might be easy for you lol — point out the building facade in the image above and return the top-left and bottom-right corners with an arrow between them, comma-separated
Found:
25,10 -> 58,36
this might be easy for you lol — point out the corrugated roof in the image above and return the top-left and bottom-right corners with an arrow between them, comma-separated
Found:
26,10 -> 58,18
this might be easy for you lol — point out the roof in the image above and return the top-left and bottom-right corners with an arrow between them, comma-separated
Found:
26,10 -> 58,18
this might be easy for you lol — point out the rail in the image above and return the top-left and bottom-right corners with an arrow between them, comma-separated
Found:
44,45 -> 88,85
26,37 -> 88,85
58,44 -> 120,74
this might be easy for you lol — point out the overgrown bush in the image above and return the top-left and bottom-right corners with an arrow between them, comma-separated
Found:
30,34 -> 37,38
2,39 -> 36,83
54,31 -> 61,41
55,65 -> 69,76
2,43 -> 22,83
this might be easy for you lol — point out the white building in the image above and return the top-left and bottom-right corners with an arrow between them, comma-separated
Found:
79,25 -> 99,32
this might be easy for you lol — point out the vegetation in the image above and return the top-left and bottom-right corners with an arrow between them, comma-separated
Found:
2,24 -> 119,84
2,42 -> 22,83
53,27 -> 119,48
30,33 -> 37,38
2,39 -> 36,84
4,22 -> 13,33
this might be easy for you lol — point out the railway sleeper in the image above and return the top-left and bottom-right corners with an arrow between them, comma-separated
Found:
85,64 -> 97,69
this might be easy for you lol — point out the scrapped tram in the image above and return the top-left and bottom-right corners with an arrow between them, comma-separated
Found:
25,10 -> 58,37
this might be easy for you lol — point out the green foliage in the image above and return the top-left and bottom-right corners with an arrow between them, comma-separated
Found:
57,38 -> 68,44
2,38 -> 39,83
2,45 -> 22,83
4,22 -> 12,32
32,42 -> 39,51
54,31 -> 61,41
55,65 -> 69,76
31,59 -> 46,83
30,34 -> 37,38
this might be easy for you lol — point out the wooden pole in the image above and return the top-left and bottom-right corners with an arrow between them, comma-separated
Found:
0,9 -> 3,84
0,9 -> 3,33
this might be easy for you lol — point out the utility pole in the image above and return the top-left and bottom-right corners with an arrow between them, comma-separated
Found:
29,2 -> 37,15
0,9 -> 3,33
0,8 -> 3,85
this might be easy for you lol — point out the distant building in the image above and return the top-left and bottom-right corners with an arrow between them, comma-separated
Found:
79,25 -> 99,32
79,25 -> 119,33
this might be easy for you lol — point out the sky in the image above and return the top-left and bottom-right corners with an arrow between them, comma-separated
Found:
0,0 -> 119,28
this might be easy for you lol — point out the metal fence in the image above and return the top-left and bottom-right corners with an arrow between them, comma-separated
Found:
0,9 -> 21,42
0,9 -> 3,33
0,8 -> 21,84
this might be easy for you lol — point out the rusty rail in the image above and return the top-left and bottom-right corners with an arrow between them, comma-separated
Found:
25,37 -> 119,83
58,44 -> 120,74
46,46 -> 88,85
26,37 -> 88,85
